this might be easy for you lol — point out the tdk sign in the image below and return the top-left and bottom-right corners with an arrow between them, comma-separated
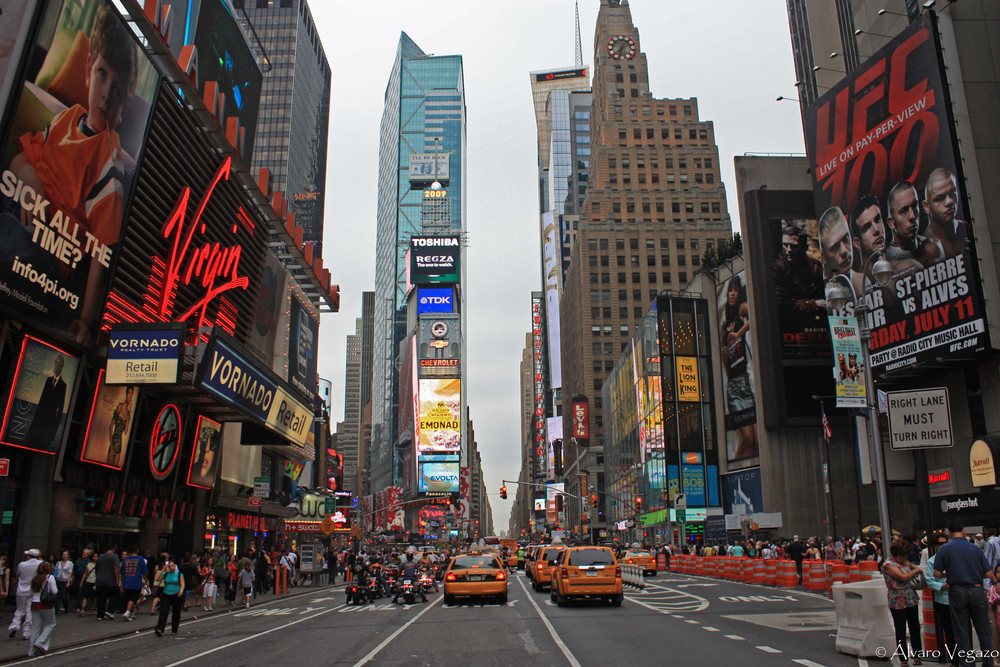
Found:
417,288 -> 454,316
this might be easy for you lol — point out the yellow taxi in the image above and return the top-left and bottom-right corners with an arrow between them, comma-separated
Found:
443,553 -> 508,604
550,546 -> 623,606
530,545 -> 566,591
524,545 -> 543,583
623,550 -> 657,576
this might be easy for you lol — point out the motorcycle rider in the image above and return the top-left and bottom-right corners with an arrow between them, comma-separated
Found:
393,552 -> 426,603
367,557 -> 385,599
346,558 -> 370,604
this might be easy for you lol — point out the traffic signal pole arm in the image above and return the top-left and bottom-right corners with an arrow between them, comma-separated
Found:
500,479 -> 583,500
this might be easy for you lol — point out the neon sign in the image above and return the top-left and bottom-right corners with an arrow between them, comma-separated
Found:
104,157 -> 253,338
159,157 -> 249,327
149,404 -> 182,480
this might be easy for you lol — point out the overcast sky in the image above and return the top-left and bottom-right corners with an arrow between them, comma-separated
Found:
311,0 -> 806,533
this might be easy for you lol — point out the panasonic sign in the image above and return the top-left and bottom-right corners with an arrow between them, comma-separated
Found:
417,288 -> 454,316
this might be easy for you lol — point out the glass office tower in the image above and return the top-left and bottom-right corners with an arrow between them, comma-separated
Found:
236,0 -> 331,253
371,33 -> 467,494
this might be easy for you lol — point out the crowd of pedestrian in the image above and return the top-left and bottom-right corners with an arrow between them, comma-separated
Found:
625,521 -> 1000,667
0,542 -> 323,658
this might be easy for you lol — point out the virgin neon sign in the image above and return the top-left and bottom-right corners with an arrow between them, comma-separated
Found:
158,157 -> 249,327
105,157 -> 253,337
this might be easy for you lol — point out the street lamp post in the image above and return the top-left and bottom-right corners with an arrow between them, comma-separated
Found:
824,251 -> 893,542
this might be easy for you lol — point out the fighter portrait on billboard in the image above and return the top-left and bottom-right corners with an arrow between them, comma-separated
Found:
805,13 -> 985,376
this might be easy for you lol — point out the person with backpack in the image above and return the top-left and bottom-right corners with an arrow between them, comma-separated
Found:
27,561 -> 57,657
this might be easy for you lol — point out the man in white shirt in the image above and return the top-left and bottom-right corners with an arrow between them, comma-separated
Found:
287,550 -> 298,586
8,549 -> 42,639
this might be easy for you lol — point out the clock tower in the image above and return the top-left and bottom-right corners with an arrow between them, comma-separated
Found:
560,0 -> 733,541
591,0 -> 649,129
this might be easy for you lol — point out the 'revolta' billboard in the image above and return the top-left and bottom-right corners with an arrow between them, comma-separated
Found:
803,13 -> 986,377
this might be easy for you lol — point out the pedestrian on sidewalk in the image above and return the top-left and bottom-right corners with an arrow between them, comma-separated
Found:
71,549 -> 90,614
9,548 -> 42,640
94,545 -> 120,620
26,561 -> 57,657
54,551 -> 72,614
934,519 -> 997,667
883,538 -> 923,666
200,557 -> 217,611
926,532 -> 957,662
120,546 -> 148,621
80,553 -> 97,616
153,560 -> 184,637
149,554 -> 167,616
0,554 -> 10,620
238,561 -> 254,609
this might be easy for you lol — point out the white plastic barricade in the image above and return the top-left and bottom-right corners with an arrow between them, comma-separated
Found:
832,579 -> 895,657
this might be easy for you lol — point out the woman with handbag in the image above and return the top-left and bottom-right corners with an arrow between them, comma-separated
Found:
80,553 -> 97,616
27,562 -> 57,657
883,538 -> 924,666
148,554 -> 167,615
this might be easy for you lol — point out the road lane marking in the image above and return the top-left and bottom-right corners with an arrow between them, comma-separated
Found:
164,606 -> 341,666
353,597 -> 442,666
792,660 -> 828,667
685,619 -> 699,624
702,627 -> 720,632
516,576 -> 582,667
756,646 -> 782,653
725,635 -> 745,641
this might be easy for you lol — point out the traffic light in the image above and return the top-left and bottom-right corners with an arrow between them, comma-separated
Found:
635,496 -> 643,512
592,494 -> 598,507
500,485 -> 507,499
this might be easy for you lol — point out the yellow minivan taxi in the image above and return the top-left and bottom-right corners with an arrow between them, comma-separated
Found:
550,546 -> 623,606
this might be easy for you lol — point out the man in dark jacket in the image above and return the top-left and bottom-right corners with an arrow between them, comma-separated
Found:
786,536 -> 806,585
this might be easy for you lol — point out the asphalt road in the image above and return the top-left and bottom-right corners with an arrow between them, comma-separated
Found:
7,571 -> 867,666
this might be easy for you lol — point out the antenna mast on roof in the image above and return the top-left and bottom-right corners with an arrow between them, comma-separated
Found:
574,1 -> 583,67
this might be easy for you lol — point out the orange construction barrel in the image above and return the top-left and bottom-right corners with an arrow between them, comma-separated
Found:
777,560 -> 797,587
921,587 -> 938,652
858,560 -> 880,581
765,559 -> 777,586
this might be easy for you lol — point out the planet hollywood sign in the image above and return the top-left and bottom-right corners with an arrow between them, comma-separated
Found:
532,297 -> 545,477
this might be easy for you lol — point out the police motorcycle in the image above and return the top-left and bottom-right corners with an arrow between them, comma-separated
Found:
345,562 -> 370,605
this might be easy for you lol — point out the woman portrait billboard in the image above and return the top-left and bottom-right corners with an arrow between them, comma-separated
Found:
187,415 -> 221,489
81,369 -> 138,469
717,272 -> 759,462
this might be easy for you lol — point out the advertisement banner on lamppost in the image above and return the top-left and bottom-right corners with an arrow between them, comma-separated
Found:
828,316 -> 866,408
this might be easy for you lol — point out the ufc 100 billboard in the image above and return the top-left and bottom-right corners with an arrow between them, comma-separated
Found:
410,236 -> 460,284
804,14 -> 987,378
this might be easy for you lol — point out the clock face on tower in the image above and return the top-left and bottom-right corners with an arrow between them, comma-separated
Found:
607,34 -> 636,60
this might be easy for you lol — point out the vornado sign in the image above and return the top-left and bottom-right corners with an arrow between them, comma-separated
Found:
106,325 -> 184,384
410,236 -> 460,284
195,335 -> 313,447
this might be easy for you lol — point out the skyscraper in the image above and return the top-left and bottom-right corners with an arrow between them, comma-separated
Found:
337,292 -> 375,494
235,0 -> 331,252
371,33 -> 467,497
559,0 -> 733,539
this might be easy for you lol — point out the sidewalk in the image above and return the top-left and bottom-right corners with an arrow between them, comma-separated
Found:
0,582 -> 340,663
